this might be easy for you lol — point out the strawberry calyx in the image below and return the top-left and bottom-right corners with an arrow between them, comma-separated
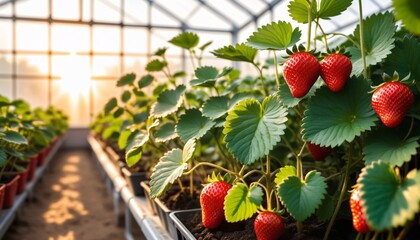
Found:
369,71 -> 411,93
321,46 -> 351,58
284,44 -> 320,59
203,172 -> 232,186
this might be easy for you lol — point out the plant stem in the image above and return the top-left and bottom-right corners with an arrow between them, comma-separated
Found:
189,160 -> 194,197
387,229 -> 393,240
396,218 -> 415,240
183,162 -> 238,177
370,232 -> 379,240
273,51 -> 281,89
297,143 -> 306,180
403,117 -> 414,141
358,0 -> 368,79
306,0 -> 315,50
188,49 -> 196,70
315,19 -> 329,51
323,144 -> 353,240
355,233 -> 362,240
265,155 -> 272,211
253,64 -> 269,96
177,178 -> 185,193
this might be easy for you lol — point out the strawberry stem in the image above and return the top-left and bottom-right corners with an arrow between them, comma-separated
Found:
358,0 -> 368,79
273,51 -> 281,89
306,0 -> 315,50
265,155 -> 272,211
183,162 -> 238,178
323,143 -> 353,240
253,63 -> 269,96
315,19 -> 329,51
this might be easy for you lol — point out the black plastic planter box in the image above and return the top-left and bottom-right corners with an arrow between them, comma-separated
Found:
121,167 -> 147,196
140,181 -> 158,215
154,197 -> 178,239
170,209 -> 201,240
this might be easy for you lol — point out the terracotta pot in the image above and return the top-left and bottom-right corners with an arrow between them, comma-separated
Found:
0,185 -> 6,215
27,154 -> 39,181
37,147 -> 49,166
1,174 -> 20,208
3,167 -> 28,194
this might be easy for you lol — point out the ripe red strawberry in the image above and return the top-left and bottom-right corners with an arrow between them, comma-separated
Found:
350,188 -> 370,233
200,181 -> 231,229
371,81 -> 414,128
283,52 -> 321,98
254,211 -> 285,240
320,53 -> 352,92
306,142 -> 333,161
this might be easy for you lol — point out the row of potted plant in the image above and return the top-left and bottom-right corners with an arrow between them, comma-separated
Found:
90,0 -> 420,239
0,95 -> 68,215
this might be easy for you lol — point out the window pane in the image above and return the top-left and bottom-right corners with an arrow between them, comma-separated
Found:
0,55 -> 12,74
124,56 -> 147,77
16,55 -> 48,76
52,0 -> 80,20
124,0 -> 148,24
0,3 -> 12,16
16,22 -> 48,51
82,0 -> 91,21
0,79 -> 13,100
16,79 -> 49,108
195,31 -> 232,57
94,0 -> 120,22
93,26 -> 120,53
52,54 -> 90,81
151,29 -> 181,56
16,0 -> 48,18
52,24 -> 89,53
151,6 -> 180,27
91,80 -> 120,116
124,28 -> 148,53
92,56 -> 120,77
0,20 -> 12,50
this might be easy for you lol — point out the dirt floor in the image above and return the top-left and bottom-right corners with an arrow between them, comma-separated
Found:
4,149 -> 128,240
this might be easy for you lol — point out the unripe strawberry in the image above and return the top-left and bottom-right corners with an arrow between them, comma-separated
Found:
200,181 -> 231,229
371,81 -> 414,128
320,53 -> 352,92
350,188 -> 370,233
254,211 -> 285,240
283,52 -> 321,98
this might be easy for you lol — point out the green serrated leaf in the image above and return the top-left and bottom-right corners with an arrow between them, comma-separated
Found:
183,138 -> 196,162
125,130 -> 149,166
199,40 -> 212,51
316,194 -> 335,222
223,95 -> 288,165
318,0 -> 352,20
150,85 -> 186,118
155,123 -> 177,143
364,127 -> 419,167
149,149 -> 186,198
146,59 -> 167,72
116,73 -> 136,87
211,43 -> 258,63
118,130 -> 132,150
246,21 -> 301,50
154,47 -> 167,56
113,107 -> 124,118
275,166 -> 297,185
348,12 -> 396,76
1,130 -> 28,145
176,109 -> 215,142
383,36 -> 420,91
288,0 -> 317,23
190,66 -> 218,87
133,111 -> 148,124
359,161 -> 420,231
224,184 -> 263,222
394,0 -> 420,35
169,32 -> 199,50
104,97 -> 117,115
138,74 -> 154,88
126,147 -> 142,167
278,170 -> 327,221
202,96 -> 229,119
279,78 -> 323,108
0,149 -> 6,167
121,90 -> 131,103
302,77 -> 377,147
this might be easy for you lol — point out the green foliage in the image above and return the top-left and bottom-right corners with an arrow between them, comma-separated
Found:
138,75 -> 154,88
176,109 -> 215,142
318,0 -> 353,20
278,170 -> 327,221
246,21 -> 301,50
155,123 -> 177,143
279,78 -> 323,108
211,43 -> 258,63
146,59 -> 167,72
202,96 -> 229,120
275,166 -> 297,185
150,85 -> 186,118
359,161 -> 420,231
348,12 -> 396,76
223,95 -> 288,165
302,77 -> 377,147
0,149 -> 6,166
113,107 -> 124,118
363,127 -> 419,167
121,90 -> 131,103
288,0 -> 317,23
393,0 -> 420,35
316,194 -> 335,222
224,184 -> 263,222
125,130 -> 149,167
104,97 -> 117,115
149,139 -> 196,198
168,32 -> 199,50
118,130 -> 131,150
190,66 -> 218,87
116,73 -> 136,87
1,130 -> 28,145
383,36 -> 420,91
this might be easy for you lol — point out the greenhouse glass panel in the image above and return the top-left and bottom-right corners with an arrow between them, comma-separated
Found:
91,79 -> 121,115
233,0 -> 267,15
93,26 -> 121,53
155,0 -> 199,22
206,0 -> 250,26
16,22 -> 48,52
16,79 -> 49,108
150,29 -> 182,56
123,0 -> 149,24
0,55 -> 12,75
123,56 -> 148,78
16,55 -> 48,76
92,56 -> 121,77
52,0 -> 80,20
188,7 -> 232,31
0,20 -> 12,51
151,5 -> 181,27
0,79 -> 12,99
15,0 -> 48,18
52,24 -> 90,53
93,0 -> 121,23
0,2 -> 11,15
123,28 -> 148,54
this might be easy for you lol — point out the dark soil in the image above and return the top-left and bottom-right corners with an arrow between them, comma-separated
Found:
159,183 -> 201,210
175,210 -> 360,240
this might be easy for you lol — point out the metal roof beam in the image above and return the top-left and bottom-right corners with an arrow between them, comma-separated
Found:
231,0 -> 257,21
196,0 -> 238,31
238,0 -> 283,31
145,0 -> 188,28
0,0 -> 22,8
